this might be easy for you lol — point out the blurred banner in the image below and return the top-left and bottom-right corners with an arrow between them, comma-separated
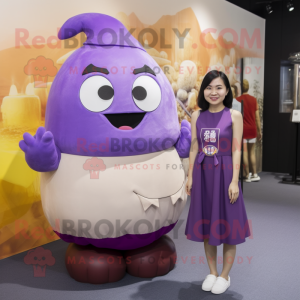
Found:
0,0 -> 265,259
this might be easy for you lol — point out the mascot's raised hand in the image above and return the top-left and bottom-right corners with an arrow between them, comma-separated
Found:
174,119 -> 191,158
19,126 -> 60,172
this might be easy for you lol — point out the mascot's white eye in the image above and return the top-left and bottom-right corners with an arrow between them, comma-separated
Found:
80,76 -> 114,112
132,76 -> 161,112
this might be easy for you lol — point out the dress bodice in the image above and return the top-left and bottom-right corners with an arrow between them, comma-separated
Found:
196,107 -> 233,166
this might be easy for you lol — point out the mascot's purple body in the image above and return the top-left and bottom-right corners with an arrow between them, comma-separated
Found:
20,13 -> 191,282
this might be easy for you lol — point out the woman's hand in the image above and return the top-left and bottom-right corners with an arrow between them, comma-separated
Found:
257,131 -> 262,141
185,177 -> 193,196
228,181 -> 239,204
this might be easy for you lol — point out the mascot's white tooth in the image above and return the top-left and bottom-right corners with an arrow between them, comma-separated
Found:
136,194 -> 159,211
170,181 -> 185,205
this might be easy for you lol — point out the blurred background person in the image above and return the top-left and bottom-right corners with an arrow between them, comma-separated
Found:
236,79 -> 262,182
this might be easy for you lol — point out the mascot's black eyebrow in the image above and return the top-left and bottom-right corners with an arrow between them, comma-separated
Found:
82,64 -> 109,75
133,65 -> 156,76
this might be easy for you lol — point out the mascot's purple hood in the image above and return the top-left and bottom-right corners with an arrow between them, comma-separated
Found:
46,13 -> 180,157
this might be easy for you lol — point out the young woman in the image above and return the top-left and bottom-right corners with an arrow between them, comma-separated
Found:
185,70 -> 251,295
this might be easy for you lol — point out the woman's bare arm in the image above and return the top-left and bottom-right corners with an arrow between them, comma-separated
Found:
255,110 -> 262,141
188,110 -> 200,178
231,109 -> 243,183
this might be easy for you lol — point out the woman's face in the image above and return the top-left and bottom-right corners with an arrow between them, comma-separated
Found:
204,77 -> 229,106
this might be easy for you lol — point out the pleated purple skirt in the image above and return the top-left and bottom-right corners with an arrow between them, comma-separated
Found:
185,155 -> 252,246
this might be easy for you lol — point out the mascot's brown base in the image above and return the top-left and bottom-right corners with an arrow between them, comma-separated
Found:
65,235 -> 176,284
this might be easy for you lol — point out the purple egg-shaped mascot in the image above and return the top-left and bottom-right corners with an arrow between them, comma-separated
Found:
19,13 -> 191,284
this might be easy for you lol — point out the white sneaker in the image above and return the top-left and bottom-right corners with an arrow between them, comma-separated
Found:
251,173 -> 260,182
243,173 -> 251,182
202,274 -> 218,291
211,275 -> 230,294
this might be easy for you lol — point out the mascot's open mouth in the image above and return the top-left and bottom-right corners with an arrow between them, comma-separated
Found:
104,113 -> 146,130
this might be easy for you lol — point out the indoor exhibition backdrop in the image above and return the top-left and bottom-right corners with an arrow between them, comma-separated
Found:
0,0 -> 265,259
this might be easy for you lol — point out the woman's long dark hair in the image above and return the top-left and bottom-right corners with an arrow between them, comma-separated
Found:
197,70 -> 233,111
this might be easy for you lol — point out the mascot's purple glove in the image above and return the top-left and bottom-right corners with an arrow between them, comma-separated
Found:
174,119 -> 191,158
19,126 -> 61,172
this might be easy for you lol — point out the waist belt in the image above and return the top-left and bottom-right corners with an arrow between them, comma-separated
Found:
197,151 -> 232,166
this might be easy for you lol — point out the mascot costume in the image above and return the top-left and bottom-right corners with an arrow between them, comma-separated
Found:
19,13 -> 191,284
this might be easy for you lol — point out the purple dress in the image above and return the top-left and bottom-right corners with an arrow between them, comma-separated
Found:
185,107 -> 251,245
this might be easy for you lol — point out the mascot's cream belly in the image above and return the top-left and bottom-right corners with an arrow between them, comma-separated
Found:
40,147 -> 187,239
